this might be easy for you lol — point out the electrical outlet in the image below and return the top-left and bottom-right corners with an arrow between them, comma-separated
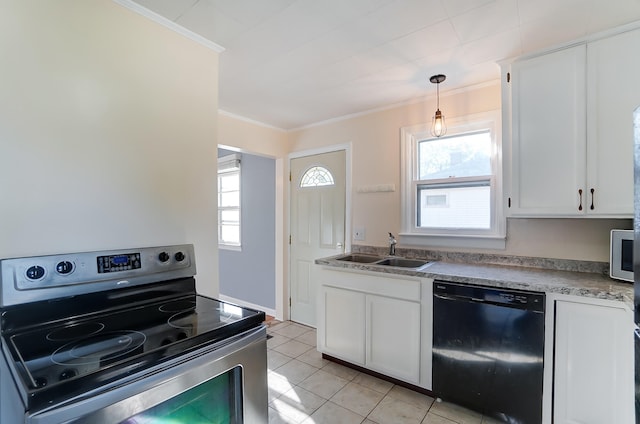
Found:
353,227 -> 365,241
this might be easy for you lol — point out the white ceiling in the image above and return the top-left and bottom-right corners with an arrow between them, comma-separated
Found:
131,0 -> 640,130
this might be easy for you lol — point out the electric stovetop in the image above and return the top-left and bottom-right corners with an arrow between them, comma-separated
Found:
1,278 -> 265,411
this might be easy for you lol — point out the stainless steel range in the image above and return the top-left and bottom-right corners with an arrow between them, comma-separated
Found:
0,244 -> 268,423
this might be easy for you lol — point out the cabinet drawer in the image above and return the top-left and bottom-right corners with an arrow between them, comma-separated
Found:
320,268 -> 422,301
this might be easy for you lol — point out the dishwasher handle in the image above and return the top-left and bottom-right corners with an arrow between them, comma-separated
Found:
434,293 -> 485,303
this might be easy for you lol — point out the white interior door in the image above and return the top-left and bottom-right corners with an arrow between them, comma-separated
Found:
290,150 -> 346,327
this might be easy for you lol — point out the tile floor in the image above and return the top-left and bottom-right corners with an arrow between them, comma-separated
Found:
266,321 -> 502,424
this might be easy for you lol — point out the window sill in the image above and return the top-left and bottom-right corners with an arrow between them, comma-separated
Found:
219,245 -> 242,252
398,233 -> 506,250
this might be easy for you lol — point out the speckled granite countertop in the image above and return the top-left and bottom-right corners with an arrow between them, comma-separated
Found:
316,254 -> 634,309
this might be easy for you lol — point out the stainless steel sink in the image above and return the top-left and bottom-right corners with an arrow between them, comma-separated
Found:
375,258 -> 431,269
335,254 -> 383,263
335,254 -> 431,270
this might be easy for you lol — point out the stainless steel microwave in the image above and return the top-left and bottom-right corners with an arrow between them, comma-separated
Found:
610,229 -> 633,282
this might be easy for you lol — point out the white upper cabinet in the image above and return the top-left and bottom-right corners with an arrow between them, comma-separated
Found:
509,44 -> 586,216
505,27 -> 639,217
586,29 -> 640,216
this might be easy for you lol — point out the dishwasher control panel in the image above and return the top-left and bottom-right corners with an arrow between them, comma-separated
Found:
433,280 -> 545,312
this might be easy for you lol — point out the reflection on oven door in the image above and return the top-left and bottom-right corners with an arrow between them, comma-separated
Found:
121,366 -> 242,423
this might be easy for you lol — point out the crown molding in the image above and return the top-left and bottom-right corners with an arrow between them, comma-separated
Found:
218,109 -> 287,132
289,79 -> 501,132
112,0 -> 225,53
220,79 -> 500,133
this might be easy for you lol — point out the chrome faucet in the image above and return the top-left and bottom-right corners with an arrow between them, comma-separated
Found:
388,232 -> 396,256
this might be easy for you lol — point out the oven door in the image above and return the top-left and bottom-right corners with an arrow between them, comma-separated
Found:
27,326 -> 267,424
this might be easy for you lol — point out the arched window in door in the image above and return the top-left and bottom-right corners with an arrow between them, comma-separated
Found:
300,166 -> 335,187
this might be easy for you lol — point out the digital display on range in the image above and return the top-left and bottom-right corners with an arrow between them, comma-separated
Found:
97,253 -> 141,273
112,255 -> 129,265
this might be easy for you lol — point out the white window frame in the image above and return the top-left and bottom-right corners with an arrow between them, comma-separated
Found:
400,110 -> 505,249
218,153 -> 241,251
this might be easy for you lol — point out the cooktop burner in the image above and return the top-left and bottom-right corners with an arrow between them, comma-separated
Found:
159,299 -> 196,313
167,302 -> 239,330
51,330 -> 147,367
6,292 -> 262,398
46,322 -> 106,341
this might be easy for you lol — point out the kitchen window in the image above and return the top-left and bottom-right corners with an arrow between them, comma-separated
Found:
400,111 -> 505,249
218,154 -> 241,250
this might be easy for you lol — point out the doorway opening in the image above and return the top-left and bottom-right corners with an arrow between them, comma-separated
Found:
288,145 -> 351,327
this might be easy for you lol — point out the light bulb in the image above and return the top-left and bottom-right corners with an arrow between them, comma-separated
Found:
431,109 -> 446,137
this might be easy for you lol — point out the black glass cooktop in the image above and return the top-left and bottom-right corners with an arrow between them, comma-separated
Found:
1,278 -> 265,411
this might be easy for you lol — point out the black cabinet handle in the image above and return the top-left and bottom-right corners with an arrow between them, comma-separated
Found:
578,189 -> 583,211
590,188 -> 595,210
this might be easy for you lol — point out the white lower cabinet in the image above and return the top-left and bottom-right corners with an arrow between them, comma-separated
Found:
366,294 -> 421,384
319,286 -> 365,365
317,268 -> 431,389
553,296 -> 634,424
318,267 -> 635,423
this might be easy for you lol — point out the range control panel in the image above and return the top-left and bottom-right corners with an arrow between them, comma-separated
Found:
0,244 -> 196,307
97,253 -> 142,274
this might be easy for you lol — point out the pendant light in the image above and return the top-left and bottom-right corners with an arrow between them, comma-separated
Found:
429,74 -> 446,137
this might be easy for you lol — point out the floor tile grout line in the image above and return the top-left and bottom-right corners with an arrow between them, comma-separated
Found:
335,380 -> 388,422
268,321 -> 491,424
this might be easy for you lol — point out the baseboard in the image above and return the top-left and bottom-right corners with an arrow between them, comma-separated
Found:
218,294 -> 277,318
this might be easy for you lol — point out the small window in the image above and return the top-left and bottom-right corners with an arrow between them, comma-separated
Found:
218,154 -> 241,249
401,111 -> 504,248
424,194 -> 448,207
300,166 -> 334,187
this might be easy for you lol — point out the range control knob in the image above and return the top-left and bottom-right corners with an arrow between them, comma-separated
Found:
158,252 -> 170,263
26,265 -> 45,280
34,377 -> 48,388
56,261 -> 74,275
174,252 -> 185,262
59,369 -> 77,381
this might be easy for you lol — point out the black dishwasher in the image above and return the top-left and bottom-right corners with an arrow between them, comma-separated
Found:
432,281 -> 545,424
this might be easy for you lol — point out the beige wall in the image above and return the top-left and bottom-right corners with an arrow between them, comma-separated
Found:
218,113 -> 290,159
287,82 -> 631,262
289,83 -> 500,248
0,0 -> 221,296
506,218 -> 631,260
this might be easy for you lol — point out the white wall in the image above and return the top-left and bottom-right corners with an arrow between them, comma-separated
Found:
0,0 -> 221,296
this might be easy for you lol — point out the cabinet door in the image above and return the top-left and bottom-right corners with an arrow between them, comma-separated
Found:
509,44 -> 586,216
366,295 -> 421,384
586,29 -> 640,216
554,299 -> 634,424
318,286 -> 365,365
